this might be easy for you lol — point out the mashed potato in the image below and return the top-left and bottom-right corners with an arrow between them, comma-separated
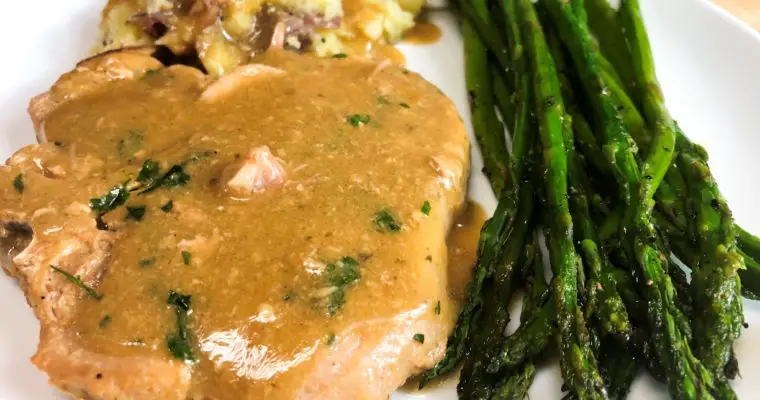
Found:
96,0 -> 425,75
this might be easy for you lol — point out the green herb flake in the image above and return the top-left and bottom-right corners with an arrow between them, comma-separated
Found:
126,206 -> 146,221
325,257 -> 361,315
325,332 -> 337,345
138,257 -> 156,268
326,257 -> 360,287
346,114 -> 371,127
99,314 -> 112,329
90,184 -> 130,215
53,141 -> 63,147
372,209 -> 402,233
161,200 -> 174,212
399,102 -> 411,109
377,95 -> 391,105
413,333 -> 425,344
421,201 -> 431,215
181,251 -> 192,265
157,165 -> 190,190
327,290 -> 346,315
166,290 -> 195,362
332,53 -> 348,59
137,159 -> 160,183
137,161 -> 190,194
434,301 -> 441,315
282,291 -> 296,301
168,290 -> 191,311
12,174 -> 24,194
49,265 -> 103,300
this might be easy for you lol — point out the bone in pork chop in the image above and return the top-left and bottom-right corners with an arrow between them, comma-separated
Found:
0,47 -> 471,399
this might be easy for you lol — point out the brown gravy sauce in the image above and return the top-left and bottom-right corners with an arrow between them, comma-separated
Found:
446,201 -> 487,302
399,201 -> 487,394
3,50 -> 471,399
403,22 -> 443,45
342,37 -> 407,65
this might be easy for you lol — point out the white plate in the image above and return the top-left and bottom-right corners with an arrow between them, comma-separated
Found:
1,0 -> 759,398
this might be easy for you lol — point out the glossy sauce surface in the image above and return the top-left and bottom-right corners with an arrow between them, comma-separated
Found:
2,51 -> 472,398
402,22 -> 443,45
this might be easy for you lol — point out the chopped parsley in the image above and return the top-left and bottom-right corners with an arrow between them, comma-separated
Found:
332,53 -> 348,59
90,184 -> 130,215
399,102 -> 411,109
136,160 -> 190,194
327,257 -> 360,286
99,314 -> 112,329
346,114 -> 371,127
325,257 -> 361,315
377,95 -> 391,105
372,209 -> 402,233
159,165 -> 191,189
181,251 -> 192,265
141,167 -> 190,193
137,159 -> 160,183
166,290 -> 195,362
282,291 -> 295,301
160,200 -> 174,212
49,265 -> 103,300
53,141 -> 63,147
138,257 -> 156,267
126,206 -> 146,221
12,174 -> 23,194
434,301 -> 441,315
421,201 -> 431,215
90,161 -> 189,228
325,332 -> 337,345
413,333 -> 425,344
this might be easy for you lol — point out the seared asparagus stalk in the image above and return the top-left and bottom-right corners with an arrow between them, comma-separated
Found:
464,15 -> 508,194
679,142 -> 744,383
517,0 -> 606,397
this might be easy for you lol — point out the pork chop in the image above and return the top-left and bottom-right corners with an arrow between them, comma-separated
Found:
0,48 -> 471,399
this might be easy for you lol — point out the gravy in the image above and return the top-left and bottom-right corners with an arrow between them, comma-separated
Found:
1,50 -> 472,399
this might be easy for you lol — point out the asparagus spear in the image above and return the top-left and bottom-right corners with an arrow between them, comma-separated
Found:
458,184 -> 535,399
680,145 -> 744,383
738,225 -> 760,261
618,1 -> 721,397
517,0 -> 606,397
489,243 -> 544,400
490,364 -> 537,400
544,19 -> 631,342
488,297 -> 555,372
464,16 -> 509,195
543,0 -> 714,397
499,0 -> 532,188
542,0 -> 637,205
459,1 -> 538,387
583,0 -> 637,101
521,238 -> 550,324
598,336 -> 637,400
738,248 -> 760,300
420,0 -> 528,387
658,211 -> 760,304
493,69 -> 517,131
